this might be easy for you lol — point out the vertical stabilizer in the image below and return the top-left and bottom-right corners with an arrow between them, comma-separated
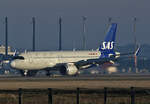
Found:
99,23 -> 117,58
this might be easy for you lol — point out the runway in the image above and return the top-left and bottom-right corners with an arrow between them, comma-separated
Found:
0,74 -> 150,81
0,74 -> 150,89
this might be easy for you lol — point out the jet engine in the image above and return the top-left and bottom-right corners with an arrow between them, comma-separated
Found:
60,63 -> 78,75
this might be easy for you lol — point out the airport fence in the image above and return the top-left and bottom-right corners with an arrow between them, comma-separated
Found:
0,87 -> 150,104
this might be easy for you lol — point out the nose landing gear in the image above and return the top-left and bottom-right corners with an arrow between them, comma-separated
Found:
19,70 -> 37,77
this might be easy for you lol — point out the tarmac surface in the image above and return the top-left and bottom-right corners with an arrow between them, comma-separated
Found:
0,74 -> 150,89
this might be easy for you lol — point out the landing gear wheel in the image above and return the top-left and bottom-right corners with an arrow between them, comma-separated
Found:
27,70 -> 37,77
46,70 -> 51,77
73,73 -> 79,77
19,70 -> 25,77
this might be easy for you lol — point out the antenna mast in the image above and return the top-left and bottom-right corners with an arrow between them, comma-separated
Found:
59,17 -> 62,51
32,17 -> 36,51
82,16 -> 87,50
5,17 -> 8,57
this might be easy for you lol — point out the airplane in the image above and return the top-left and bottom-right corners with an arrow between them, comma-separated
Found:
9,23 -> 131,76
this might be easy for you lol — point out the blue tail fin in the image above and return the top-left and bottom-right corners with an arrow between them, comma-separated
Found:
99,23 -> 117,58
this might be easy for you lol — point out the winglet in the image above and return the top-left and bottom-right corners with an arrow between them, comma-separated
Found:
134,44 -> 140,56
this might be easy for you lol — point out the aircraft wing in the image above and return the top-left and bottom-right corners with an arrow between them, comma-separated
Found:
75,57 -> 115,68
75,46 -> 140,69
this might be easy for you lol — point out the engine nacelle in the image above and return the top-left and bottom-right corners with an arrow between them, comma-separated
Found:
60,63 -> 78,75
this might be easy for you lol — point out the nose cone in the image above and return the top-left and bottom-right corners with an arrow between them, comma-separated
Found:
10,61 -> 16,68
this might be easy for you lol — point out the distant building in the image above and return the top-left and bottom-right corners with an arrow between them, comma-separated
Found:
0,45 -> 11,52
0,45 -> 14,55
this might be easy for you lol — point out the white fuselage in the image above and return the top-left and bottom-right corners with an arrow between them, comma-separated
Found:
10,51 -> 101,70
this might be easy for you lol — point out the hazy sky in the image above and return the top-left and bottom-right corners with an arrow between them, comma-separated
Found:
0,0 -> 149,50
